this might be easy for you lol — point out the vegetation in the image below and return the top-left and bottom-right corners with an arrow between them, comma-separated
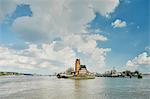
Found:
0,72 -> 33,76
95,70 -> 143,79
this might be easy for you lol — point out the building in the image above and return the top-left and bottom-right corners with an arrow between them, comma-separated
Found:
75,59 -> 80,75
78,65 -> 88,75
57,58 -> 95,79
75,59 -> 88,76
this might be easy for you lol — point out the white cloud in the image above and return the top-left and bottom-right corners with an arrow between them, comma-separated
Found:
0,0 -> 17,21
112,19 -> 127,28
0,0 -> 119,21
62,34 -> 108,54
0,0 -> 119,73
0,0 -> 119,42
126,52 -> 150,67
0,0 -> 120,44
88,0 -> 119,16
0,41 -> 111,73
0,43 -> 76,73
61,34 -> 111,71
145,46 -> 150,51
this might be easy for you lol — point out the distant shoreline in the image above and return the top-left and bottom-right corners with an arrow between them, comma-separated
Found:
1,71 -> 150,77
0,71 -> 32,76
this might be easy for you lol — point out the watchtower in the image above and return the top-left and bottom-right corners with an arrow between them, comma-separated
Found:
75,59 -> 80,75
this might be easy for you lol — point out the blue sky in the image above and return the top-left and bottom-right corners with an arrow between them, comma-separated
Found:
89,0 -> 149,69
0,0 -> 149,74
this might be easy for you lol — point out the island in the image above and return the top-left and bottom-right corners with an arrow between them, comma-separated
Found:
57,59 -> 95,80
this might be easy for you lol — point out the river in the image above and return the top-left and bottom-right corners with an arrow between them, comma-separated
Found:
0,75 -> 150,99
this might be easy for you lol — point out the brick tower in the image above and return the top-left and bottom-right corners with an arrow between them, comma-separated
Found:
75,59 -> 80,75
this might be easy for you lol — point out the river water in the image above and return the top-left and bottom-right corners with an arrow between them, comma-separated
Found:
0,76 -> 150,99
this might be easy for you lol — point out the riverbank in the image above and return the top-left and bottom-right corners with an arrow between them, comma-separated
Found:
0,71 -> 41,76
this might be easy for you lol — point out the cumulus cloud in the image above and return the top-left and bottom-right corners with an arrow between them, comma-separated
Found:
0,41 -> 110,73
9,0 -> 119,42
0,0 -> 16,21
0,0 -> 119,73
126,52 -> 150,67
0,34 -> 110,73
145,46 -> 150,51
61,34 -> 108,54
0,0 -> 119,21
0,43 -> 76,73
112,19 -> 127,28
60,34 -> 111,71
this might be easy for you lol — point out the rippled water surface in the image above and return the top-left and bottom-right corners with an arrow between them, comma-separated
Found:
0,76 -> 150,99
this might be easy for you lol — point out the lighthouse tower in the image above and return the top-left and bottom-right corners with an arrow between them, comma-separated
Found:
75,59 -> 80,75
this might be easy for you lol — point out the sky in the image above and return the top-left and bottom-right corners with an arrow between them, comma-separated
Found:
0,0 -> 150,74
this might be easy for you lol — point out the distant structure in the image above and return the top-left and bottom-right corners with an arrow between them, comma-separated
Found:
75,59 -> 80,75
75,59 -> 88,76
57,58 -> 95,79
79,65 -> 88,75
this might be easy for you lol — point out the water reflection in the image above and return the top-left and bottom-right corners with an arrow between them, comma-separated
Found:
74,80 -> 80,89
